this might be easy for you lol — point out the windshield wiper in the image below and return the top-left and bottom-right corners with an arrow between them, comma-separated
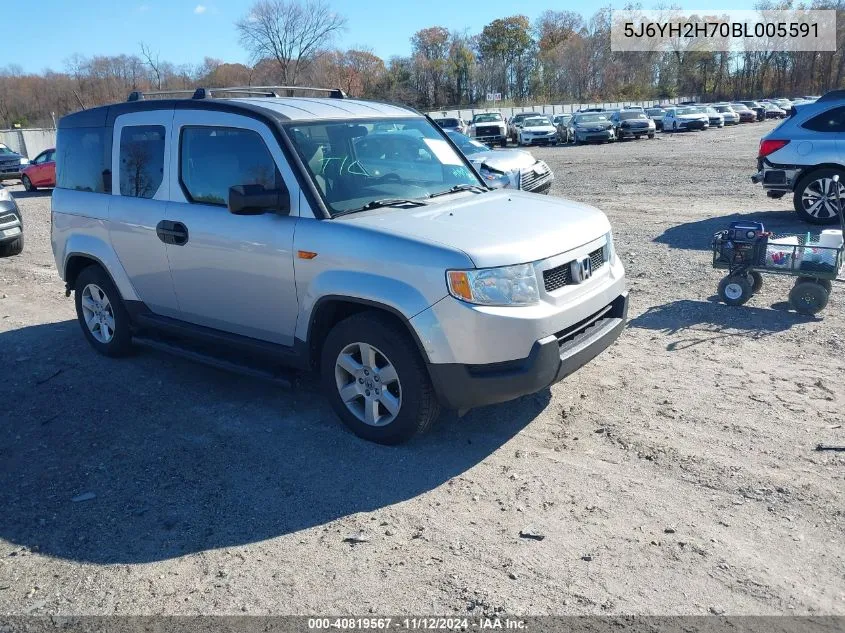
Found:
429,183 -> 487,199
333,198 -> 429,217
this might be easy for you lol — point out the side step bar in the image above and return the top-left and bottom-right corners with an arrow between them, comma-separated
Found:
133,336 -> 294,388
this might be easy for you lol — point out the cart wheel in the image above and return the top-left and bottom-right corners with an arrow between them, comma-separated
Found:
797,277 -> 832,293
718,275 -> 753,306
746,271 -> 764,293
789,280 -> 829,315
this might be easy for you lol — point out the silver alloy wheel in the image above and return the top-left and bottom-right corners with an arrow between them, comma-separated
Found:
723,282 -> 744,301
80,283 -> 116,344
335,341 -> 402,427
801,177 -> 844,220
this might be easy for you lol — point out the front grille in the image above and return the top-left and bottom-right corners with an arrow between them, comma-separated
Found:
543,262 -> 571,292
476,125 -> 500,137
520,163 -> 552,192
542,246 -> 607,292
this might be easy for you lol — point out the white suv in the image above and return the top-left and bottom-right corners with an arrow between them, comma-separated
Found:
51,86 -> 628,444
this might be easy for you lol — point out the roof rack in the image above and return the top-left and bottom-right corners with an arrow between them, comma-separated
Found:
127,85 -> 347,102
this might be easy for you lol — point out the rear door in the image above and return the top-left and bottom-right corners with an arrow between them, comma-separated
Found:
108,110 -> 181,317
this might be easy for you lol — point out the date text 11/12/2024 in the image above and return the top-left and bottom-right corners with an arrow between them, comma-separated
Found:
308,618 -> 528,630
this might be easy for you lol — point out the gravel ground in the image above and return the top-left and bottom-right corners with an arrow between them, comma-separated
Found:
0,121 -> 843,616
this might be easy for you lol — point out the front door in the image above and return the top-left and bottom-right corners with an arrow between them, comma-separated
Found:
165,110 -> 300,346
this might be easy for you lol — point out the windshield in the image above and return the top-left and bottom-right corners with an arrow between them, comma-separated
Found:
676,107 -> 700,115
646,109 -> 663,116
575,114 -> 609,123
0,144 -> 16,156
731,103 -> 749,110
474,113 -> 502,123
445,130 -> 489,155
524,116 -> 551,126
286,118 -> 483,216
435,118 -> 459,127
620,112 -> 647,120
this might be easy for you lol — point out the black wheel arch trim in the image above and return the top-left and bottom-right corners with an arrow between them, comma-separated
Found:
63,252 -> 125,297
306,295 -> 433,367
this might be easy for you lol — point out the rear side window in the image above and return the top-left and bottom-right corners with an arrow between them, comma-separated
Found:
56,127 -> 109,193
120,125 -> 165,198
180,126 -> 280,206
802,106 -> 845,132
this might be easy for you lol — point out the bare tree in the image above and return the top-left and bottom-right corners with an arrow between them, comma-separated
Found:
139,42 -> 163,90
235,0 -> 347,86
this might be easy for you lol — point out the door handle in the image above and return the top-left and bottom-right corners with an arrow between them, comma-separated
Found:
156,220 -> 189,246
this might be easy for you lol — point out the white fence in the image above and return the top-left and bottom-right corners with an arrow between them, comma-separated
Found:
0,129 -> 57,159
429,97 -> 698,120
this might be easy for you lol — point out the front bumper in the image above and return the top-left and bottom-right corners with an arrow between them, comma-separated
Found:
522,134 -> 557,145
428,293 -> 629,410
576,129 -> 614,142
678,120 -> 708,130
617,126 -> 652,137
0,200 -> 22,244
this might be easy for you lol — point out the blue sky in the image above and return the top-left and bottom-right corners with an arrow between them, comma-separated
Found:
8,0 -> 731,73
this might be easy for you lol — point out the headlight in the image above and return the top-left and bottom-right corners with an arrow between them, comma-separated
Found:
0,187 -> 10,202
447,263 -> 540,306
19,157 -> 29,165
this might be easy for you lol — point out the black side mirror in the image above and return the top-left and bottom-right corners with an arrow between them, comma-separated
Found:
228,184 -> 290,215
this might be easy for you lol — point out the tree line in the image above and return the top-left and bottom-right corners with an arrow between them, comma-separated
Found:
2,0 -> 845,129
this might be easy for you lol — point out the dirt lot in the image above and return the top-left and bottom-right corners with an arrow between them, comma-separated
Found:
0,121 -> 843,616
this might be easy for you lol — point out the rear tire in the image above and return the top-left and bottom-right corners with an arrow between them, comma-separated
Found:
22,175 -> 35,192
797,277 -> 832,293
746,271 -> 764,293
74,265 -> 134,357
0,234 -> 23,257
320,311 -> 440,445
789,280 -> 829,315
793,168 -> 845,225
500,139 -> 507,148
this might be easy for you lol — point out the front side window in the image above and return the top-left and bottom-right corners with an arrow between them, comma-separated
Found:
180,126 -> 281,206
0,144 -> 15,156
120,125 -> 165,198
32,152 -> 48,164
802,106 -> 845,133
286,117 -> 481,216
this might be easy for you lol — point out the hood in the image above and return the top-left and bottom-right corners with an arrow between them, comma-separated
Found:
340,190 -> 610,268
677,113 -> 708,121
466,148 -> 536,172
576,120 -> 612,129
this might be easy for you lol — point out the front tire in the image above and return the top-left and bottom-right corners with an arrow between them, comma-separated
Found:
500,138 -> 507,148
793,168 -> 845,225
718,275 -> 753,306
74,265 -> 134,357
22,175 -> 35,192
320,311 -> 440,445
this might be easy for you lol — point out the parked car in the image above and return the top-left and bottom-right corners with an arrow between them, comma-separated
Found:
702,106 -> 725,128
21,147 -> 56,191
432,117 -> 465,134
468,112 -> 508,147
0,143 -> 30,182
52,87 -> 627,445
576,107 -> 605,113
738,100 -> 766,121
663,106 -> 709,132
752,91 -> 845,224
553,114 -> 572,142
712,104 -> 740,125
508,112 -> 542,143
729,103 -> 758,123
445,130 -> 554,194
568,112 -> 616,144
772,98 -> 793,110
0,184 -> 23,256
610,110 -> 656,139
645,107 -> 665,130
762,102 -> 787,119
517,115 -> 558,146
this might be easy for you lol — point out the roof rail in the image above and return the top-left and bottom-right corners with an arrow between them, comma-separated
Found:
816,89 -> 845,103
127,85 -> 347,103
127,89 -> 197,102
193,86 -> 348,100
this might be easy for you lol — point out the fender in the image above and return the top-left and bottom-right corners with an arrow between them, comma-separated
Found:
60,233 -> 139,301
296,269 -> 444,344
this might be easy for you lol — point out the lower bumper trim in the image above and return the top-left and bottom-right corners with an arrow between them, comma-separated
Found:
428,292 -> 629,410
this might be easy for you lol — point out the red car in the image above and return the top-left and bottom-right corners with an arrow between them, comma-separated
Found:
21,148 -> 56,191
